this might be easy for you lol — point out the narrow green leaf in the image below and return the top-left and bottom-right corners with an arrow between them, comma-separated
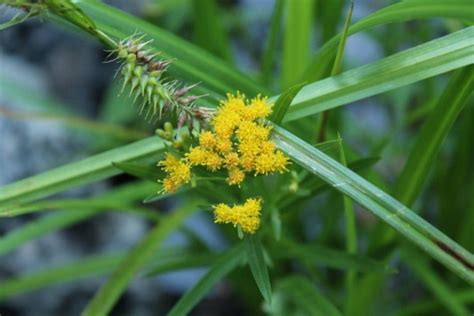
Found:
283,27 -> 474,121
0,136 -> 164,208
278,276 -> 342,316
317,1 -> 353,142
281,0 -> 314,89
0,199 -> 138,217
145,251 -> 222,277
112,161 -> 162,183
0,254 -> 122,301
331,1 -> 353,76
269,82 -> 306,125
272,126 -> 474,283
391,289 -> 474,316
167,245 -> 245,316
82,202 -> 198,316
337,136 -> 358,313
402,247 -> 470,316
192,0 -> 232,63
0,210 -> 97,257
302,0 -> 474,82
274,239 -> 390,273
395,65 -> 474,206
261,0 -> 285,85
75,0 -> 269,98
244,235 -> 272,304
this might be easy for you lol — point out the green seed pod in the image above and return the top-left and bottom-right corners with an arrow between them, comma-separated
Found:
126,53 -> 137,63
118,48 -> 128,59
164,122 -> 174,133
155,129 -> 166,137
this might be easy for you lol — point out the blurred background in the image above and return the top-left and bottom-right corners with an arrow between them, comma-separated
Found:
0,0 -> 472,315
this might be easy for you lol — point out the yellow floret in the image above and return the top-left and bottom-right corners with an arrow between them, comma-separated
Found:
186,146 -> 222,171
213,198 -> 262,234
158,153 -> 191,193
244,95 -> 272,120
227,167 -> 245,186
224,152 -> 240,168
186,146 -> 209,165
199,131 -> 216,149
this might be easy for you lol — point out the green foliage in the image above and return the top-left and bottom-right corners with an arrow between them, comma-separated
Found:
0,0 -> 473,315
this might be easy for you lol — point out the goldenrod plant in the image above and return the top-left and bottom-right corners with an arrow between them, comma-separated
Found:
0,0 -> 473,315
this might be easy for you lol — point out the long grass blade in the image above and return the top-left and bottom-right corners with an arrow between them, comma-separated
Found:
244,234 -> 272,304
0,254 -> 122,301
167,245 -> 245,316
81,202 -> 198,316
272,126 -> 474,283
302,0 -> 474,82
395,65 -> 474,206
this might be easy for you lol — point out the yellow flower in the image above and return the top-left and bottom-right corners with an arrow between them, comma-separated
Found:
186,146 -> 222,171
158,153 -> 191,193
213,198 -> 262,234
224,152 -> 240,168
244,95 -> 272,120
227,167 -> 245,185
199,131 -> 216,149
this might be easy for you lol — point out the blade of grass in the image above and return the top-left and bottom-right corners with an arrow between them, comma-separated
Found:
272,126 -> 474,283
395,65 -> 474,206
402,247 -> 470,316
317,1 -> 353,142
283,27 -> 474,121
260,0 -> 285,86
269,82 -> 306,125
0,209 -> 98,257
278,276 -> 342,316
391,289 -> 474,316
281,0 -> 314,89
167,244 -> 245,316
0,136 -> 164,209
244,234 -> 272,304
0,254 -> 122,301
336,136 -> 358,313
192,0 -> 232,63
145,251 -> 222,277
74,0 -> 269,98
82,201 -> 198,316
302,0 -> 474,82
274,239 -> 389,273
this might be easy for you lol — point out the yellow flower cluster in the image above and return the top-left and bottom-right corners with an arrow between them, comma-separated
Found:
186,93 -> 289,185
213,198 -> 262,234
158,153 -> 191,193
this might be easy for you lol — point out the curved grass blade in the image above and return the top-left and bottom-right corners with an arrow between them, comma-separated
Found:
402,247 -> 470,316
281,0 -> 314,89
278,276 -> 342,316
244,234 -> 272,304
274,239 -> 390,273
0,136 -> 164,209
145,251 -> 222,277
0,209 -> 98,257
317,1 -> 353,142
395,65 -> 474,206
302,0 -> 474,82
283,27 -> 474,121
167,244 -> 245,316
272,126 -> 474,283
0,254 -> 122,302
269,82 -> 306,125
260,0 -> 285,85
74,0 -> 269,98
82,202 -> 198,316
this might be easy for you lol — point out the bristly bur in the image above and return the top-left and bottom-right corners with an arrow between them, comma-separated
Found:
109,34 -> 212,129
